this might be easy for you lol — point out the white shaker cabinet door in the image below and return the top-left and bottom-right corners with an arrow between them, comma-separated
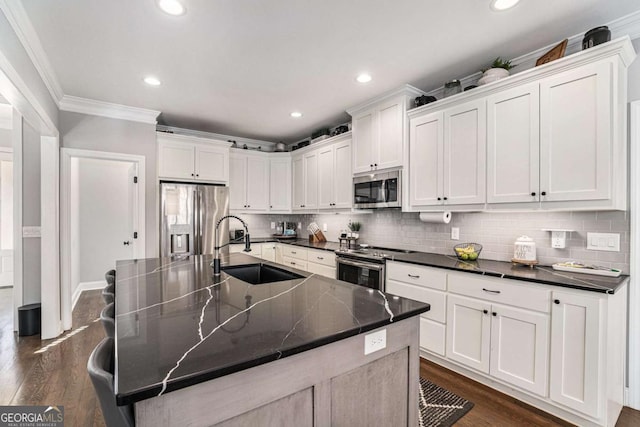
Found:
443,99 -> 487,205
489,303 -> 549,397
158,141 -> 195,180
409,111 -> 444,207
317,145 -> 335,209
376,96 -> 404,171
228,154 -> 247,210
195,144 -> 228,182
333,139 -> 352,208
549,291 -> 602,418
487,83 -> 540,204
352,108 -> 376,174
446,294 -> 491,374
292,155 -> 305,210
246,156 -> 269,211
269,157 -> 292,212
539,61 -> 612,203
303,151 -> 318,210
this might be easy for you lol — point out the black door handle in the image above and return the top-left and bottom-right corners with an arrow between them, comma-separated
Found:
531,192 -> 536,196
483,309 -> 488,314
554,299 -> 560,305
123,241 -> 131,246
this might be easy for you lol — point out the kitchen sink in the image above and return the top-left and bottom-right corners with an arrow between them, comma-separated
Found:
221,263 -> 305,285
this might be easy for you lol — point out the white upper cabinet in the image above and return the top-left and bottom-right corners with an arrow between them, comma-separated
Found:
539,61 -> 612,204
348,85 -> 424,174
269,157 -> 292,212
158,133 -> 230,183
443,99 -> 486,205
409,99 -> 486,208
229,152 -> 269,212
292,149 -> 318,211
318,135 -> 352,209
408,38 -> 634,212
487,83 -> 540,204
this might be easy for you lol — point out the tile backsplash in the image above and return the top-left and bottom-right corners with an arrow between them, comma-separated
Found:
240,210 -> 630,273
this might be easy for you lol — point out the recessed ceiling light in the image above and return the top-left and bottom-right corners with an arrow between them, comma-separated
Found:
144,76 -> 161,86
290,112 -> 303,118
356,73 -> 372,83
158,0 -> 186,16
490,0 -> 520,11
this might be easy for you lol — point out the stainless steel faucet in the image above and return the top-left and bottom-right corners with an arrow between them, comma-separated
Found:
212,215 -> 251,275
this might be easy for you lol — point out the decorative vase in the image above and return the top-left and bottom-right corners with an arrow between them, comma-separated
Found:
478,68 -> 510,86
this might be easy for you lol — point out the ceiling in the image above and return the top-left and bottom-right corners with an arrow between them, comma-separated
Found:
20,0 -> 640,143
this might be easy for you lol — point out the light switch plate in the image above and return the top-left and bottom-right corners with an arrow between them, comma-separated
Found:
323,223 -> 327,232
451,227 -> 460,240
270,222 -> 275,229
587,232 -> 620,252
364,329 -> 386,355
23,226 -> 41,238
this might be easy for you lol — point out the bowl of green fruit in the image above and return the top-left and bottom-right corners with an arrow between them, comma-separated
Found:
454,243 -> 482,261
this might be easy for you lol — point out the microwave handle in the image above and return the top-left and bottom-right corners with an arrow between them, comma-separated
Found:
337,257 -> 384,271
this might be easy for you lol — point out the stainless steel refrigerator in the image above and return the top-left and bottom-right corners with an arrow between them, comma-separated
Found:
159,182 -> 230,257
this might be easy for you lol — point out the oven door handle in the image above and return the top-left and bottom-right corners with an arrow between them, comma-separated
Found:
337,258 -> 384,271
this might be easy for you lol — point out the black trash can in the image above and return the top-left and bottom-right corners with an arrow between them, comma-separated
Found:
18,303 -> 41,336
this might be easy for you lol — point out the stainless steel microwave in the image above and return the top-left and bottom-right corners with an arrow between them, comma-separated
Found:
353,169 -> 401,209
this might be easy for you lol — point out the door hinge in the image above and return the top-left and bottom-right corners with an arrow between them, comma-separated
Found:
133,176 -> 138,183
133,232 -> 138,239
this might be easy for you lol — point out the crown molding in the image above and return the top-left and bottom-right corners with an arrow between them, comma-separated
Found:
425,9 -> 640,97
156,125 -> 276,149
60,95 -> 160,124
412,36 -> 636,118
346,84 -> 426,115
0,0 -> 64,105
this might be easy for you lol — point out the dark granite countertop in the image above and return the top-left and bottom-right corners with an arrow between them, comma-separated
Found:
388,252 -> 628,294
114,253 -> 429,405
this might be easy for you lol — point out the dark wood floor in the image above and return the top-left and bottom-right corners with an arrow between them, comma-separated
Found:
0,287 -> 106,426
1,287 -> 639,426
421,359 -> 640,427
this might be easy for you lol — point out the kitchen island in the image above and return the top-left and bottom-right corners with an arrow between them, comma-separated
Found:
114,252 -> 429,426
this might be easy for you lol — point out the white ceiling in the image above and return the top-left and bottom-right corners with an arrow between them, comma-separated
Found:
20,0 -> 640,143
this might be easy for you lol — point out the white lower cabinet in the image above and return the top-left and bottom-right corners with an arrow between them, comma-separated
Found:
446,294 -> 491,374
386,262 -> 447,356
549,291 -> 601,418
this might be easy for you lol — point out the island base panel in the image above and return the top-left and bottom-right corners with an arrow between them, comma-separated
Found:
134,316 -> 420,427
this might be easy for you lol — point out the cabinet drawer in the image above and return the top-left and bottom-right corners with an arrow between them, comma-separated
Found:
306,249 -> 335,267
307,262 -> 336,279
386,279 -> 446,323
448,273 -> 550,313
386,261 -> 447,291
420,317 -> 445,356
282,256 -> 307,271
282,246 -> 308,261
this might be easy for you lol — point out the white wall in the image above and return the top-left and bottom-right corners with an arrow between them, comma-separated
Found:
21,119 -> 40,304
76,158 -> 132,286
59,112 -> 158,257
0,157 -> 12,250
0,128 -> 11,147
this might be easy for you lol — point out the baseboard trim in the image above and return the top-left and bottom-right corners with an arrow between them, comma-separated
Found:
72,280 -> 106,310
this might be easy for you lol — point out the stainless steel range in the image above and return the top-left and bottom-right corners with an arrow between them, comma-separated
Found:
335,246 -> 415,291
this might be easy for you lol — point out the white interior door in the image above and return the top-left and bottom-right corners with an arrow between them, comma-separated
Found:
0,152 -> 13,287
74,158 -> 137,289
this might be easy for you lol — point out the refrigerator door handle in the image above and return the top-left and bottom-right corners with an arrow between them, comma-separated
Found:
198,188 -> 204,254
193,189 -> 199,255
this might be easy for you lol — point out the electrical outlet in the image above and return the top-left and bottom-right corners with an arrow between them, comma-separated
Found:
364,329 -> 387,355
451,227 -> 460,240
323,223 -> 328,232
270,222 -> 275,229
